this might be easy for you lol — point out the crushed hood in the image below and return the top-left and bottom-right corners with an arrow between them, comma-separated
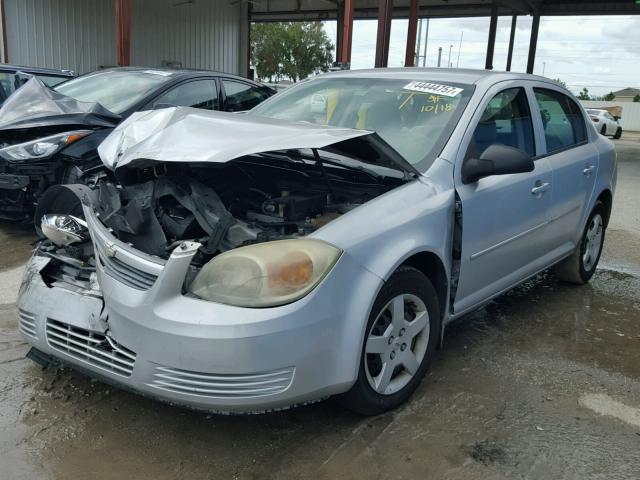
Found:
0,77 -> 121,131
98,106 -> 417,174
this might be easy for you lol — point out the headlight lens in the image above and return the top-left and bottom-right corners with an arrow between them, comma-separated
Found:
188,239 -> 342,307
41,214 -> 89,246
0,130 -> 91,161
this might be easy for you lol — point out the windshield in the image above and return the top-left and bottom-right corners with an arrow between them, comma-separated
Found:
586,109 -> 602,116
250,77 -> 473,170
55,70 -> 174,114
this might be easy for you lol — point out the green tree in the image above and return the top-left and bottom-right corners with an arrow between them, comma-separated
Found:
577,88 -> 591,100
251,22 -> 334,82
553,78 -> 567,89
604,91 -> 615,101
634,94 -> 640,103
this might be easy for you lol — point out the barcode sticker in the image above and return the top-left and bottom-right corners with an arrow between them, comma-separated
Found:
403,81 -> 464,97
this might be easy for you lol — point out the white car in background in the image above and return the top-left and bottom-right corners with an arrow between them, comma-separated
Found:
586,109 -> 622,139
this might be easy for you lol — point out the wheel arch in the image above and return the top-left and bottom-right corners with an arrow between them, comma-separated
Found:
595,188 -> 613,227
398,251 -> 449,326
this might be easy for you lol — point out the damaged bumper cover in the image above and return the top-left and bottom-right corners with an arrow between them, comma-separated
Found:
18,204 -> 383,413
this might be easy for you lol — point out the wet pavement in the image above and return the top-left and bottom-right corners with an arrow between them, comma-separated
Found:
1,139 -> 639,480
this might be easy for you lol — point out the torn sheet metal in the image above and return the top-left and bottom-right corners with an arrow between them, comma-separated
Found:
98,106 -> 377,170
0,77 -> 121,130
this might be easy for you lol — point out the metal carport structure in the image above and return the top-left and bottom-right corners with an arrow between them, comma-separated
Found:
250,0 -> 640,73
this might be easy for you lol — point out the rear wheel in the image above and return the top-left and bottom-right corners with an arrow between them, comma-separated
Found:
613,127 -> 622,140
337,266 -> 440,415
553,202 -> 605,284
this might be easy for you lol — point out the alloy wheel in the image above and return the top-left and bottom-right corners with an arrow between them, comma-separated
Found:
583,213 -> 603,272
364,294 -> 430,395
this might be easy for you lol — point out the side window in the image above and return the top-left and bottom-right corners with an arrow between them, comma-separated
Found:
467,87 -> 535,159
152,79 -> 218,110
533,88 -> 586,153
222,80 -> 269,112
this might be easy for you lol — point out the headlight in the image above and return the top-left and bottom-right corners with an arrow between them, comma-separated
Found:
188,239 -> 342,307
0,130 -> 91,161
41,214 -> 89,246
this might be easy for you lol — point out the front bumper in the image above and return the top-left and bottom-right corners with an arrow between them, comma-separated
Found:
0,159 -> 57,220
17,219 -> 382,413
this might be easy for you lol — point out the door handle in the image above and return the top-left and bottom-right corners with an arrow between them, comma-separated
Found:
583,165 -> 596,175
531,182 -> 551,195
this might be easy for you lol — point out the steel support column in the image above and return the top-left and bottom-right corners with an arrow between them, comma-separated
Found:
526,12 -> 540,74
0,0 -> 7,62
115,0 -> 131,66
404,0 -> 418,67
506,15 -> 517,71
374,0 -> 393,68
336,0 -> 354,64
485,1 -> 498,70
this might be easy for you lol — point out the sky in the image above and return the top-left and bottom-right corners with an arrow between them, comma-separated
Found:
322,15 -> 640,97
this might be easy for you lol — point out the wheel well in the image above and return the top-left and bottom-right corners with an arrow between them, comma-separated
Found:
596,189 -> 612,227
401,252 -> 448,321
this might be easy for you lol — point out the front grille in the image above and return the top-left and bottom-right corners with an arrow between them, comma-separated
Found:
98,253 -> 157,290
18,309 -> 37,339
148,366 -> 295,399
46,319 -> 136,377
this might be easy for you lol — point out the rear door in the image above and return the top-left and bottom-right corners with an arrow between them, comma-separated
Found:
529,85 -> 598,253
453,83 -> 553,315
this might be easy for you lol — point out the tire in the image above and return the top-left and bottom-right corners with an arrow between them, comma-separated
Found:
600,125 -> 607,136
553,202 -> 606,284
613,127 -> 622,140
337,266 -> 440,415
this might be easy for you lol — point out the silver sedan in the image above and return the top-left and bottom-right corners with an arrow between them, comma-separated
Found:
18,69 -> 616,415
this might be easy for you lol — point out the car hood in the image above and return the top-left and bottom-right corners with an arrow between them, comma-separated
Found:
0,77 -> 121,131
98,106 -> 418,175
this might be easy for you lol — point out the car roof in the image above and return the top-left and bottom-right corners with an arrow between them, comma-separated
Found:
321,67 -> 561,88
92,66 -> 267,86
0,63 -> 75,77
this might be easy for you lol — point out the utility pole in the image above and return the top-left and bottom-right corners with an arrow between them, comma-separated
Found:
415,19 -> 422,66
422,18 -> 430,67
437,46 -> 442,67
448,44 -> 453,67
542,61 -> 546,76
456,31 -> 463,68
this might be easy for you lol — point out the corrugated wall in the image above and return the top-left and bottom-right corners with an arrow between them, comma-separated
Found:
580,100 -> 640,132
4,0 -> 115,73
131,0 -> 243,75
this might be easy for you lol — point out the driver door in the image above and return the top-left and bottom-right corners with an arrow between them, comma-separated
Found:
453,85 -> 553,315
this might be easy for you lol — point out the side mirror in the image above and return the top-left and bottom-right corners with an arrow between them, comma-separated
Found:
462,144 -> 534,184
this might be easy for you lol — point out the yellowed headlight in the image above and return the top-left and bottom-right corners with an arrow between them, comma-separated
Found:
188,239 -> 342,308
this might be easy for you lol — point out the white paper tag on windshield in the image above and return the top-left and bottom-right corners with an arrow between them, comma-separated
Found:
403,81 -> 463,97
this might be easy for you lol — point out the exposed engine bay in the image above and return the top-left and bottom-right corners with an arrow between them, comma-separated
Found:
37,149 -> 408,279
94,151 -> 406,266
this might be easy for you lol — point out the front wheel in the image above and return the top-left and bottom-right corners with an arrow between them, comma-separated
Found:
600,125 -> 607,136
613,127 -> 622,140
553,202 -> 606,284
337,266 -> 440,415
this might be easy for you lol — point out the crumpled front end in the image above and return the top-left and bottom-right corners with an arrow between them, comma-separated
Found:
18,202 -> 383,413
